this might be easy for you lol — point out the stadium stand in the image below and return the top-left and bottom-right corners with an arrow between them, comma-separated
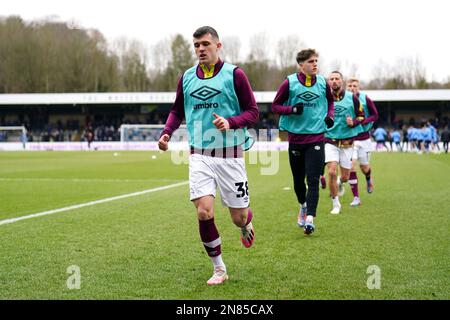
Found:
0,90 -> 449,144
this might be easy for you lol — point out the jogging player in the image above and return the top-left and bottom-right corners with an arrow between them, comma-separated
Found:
158,26 -> 259,285
325,71 -> 364,214
271,48 -> 334,235
346,77 -> 378,206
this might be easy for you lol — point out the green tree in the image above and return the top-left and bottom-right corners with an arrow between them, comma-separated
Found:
150,34 -> 194,91
0,16 -> 122,93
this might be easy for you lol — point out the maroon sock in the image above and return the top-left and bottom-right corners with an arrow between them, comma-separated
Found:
199,218 -> 221,257
349,171 -> 359,197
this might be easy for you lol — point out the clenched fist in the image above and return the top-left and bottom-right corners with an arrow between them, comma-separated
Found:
158,134 -> 170,151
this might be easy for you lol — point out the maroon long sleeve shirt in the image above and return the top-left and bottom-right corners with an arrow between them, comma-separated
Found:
161,59 -> 259,138
354,93 -> 379,141
271,72 -> 334,145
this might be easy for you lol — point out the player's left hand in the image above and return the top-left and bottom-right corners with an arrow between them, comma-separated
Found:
325,116 -> 334,128
212,113 -> 230,132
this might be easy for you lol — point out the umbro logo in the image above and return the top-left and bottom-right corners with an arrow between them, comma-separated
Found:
334,105 -> 347,114
190,86 -> 221,101
297,91 -> 319,102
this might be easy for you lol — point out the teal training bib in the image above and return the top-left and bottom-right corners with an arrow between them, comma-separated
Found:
183,63 -> 253,149
278,74 -> 328,134
325,91 -> 363,139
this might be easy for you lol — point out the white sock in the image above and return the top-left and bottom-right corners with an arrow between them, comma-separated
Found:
300,202 -> 307,210
211,255 -> 226,271
332,197 -> 341,207
306,215 -> 314,224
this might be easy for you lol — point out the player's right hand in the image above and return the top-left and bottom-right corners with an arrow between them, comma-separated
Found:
158,134 -> 170,151
212,113 -> 230,131
346,116 -> 354,127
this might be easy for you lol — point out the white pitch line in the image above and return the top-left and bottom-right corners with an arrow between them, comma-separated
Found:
0,178 -> 180,183
0,181 -> 188,226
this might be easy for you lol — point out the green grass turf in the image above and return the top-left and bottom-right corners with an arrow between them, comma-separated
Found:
0,151 -> 448,299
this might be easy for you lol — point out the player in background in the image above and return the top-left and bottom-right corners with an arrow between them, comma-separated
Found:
158,26 -> 259,285
271,48 -> 334,235
373,126 -> 388,151
391,129 -> 402,152
427,120 -> 440,153
84,125 -> 94,150
415,123 -> 424,154
421,122 -> 432,153
401,125 -> 409,151
408,124 -> 417,152
441,125 -> 450,153
346,78 -> 379,206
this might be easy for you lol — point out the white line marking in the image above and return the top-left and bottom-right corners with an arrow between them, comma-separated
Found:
0,178 -> 180,183
0,181 -> 188,226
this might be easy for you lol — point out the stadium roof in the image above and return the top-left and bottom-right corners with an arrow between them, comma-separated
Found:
1,89 -> 450,105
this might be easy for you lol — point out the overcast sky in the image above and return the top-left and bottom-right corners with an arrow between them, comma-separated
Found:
2,0 -> 449,83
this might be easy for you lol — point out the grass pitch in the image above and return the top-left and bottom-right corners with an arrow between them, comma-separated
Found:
0,151 -> 448,299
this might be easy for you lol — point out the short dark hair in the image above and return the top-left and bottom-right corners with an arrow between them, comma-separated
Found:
296,48 -> 318,64
193,26 -> 219,40
330,70 -> 344,79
